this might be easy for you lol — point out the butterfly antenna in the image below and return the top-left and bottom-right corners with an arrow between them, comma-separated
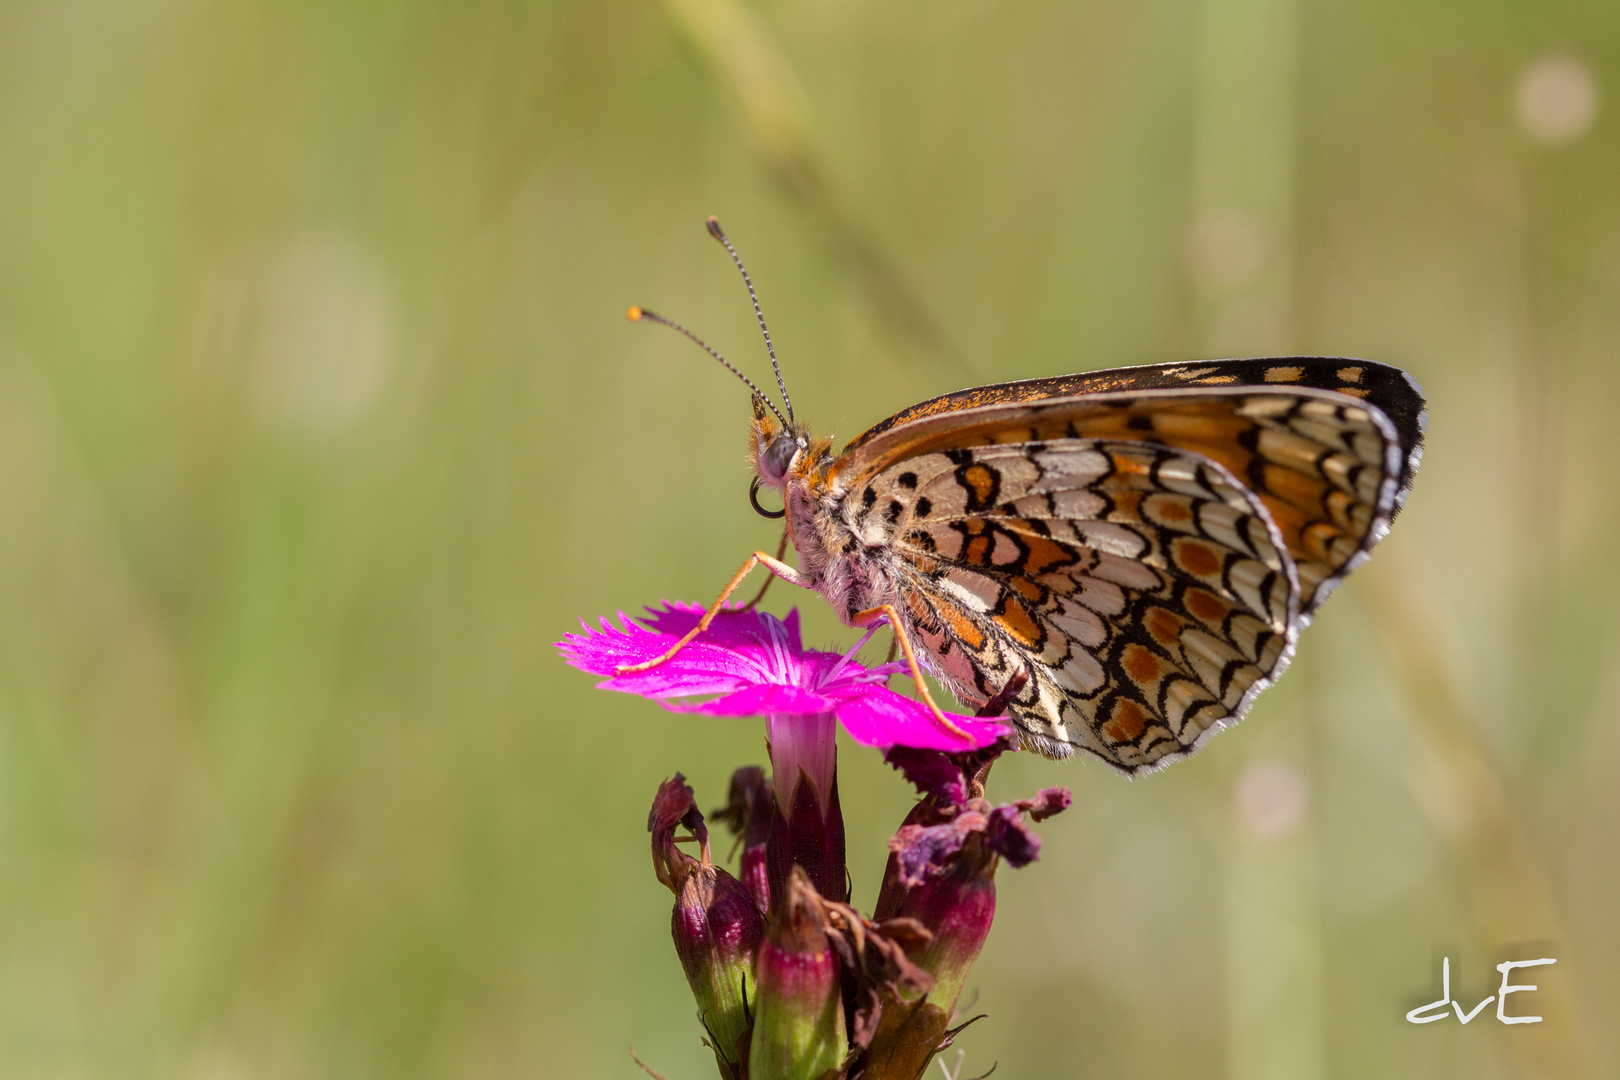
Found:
706,216 -> 794,422
627,307 -> 789,428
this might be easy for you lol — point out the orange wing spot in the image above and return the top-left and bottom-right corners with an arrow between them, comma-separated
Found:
1022,535 -> 1076,575
1148,495 -> 1191,523
1110,451 -> 1150,476
1184,587 -> 1229,624
1173,538 -> 1223,578
1339,387 -> 1370,399
1264,365 -> 1304,383
1149,408 -> 1255,441
995,597 -> 1043,648
1324,487 -> 1357,528
1103,699 -> 1148,742
1030,414 -> 1096,441
1261,500 -> 1309,554
962,465 -> 997,504
1336,366 -> 1364,384
1172,441 -> 1251,484
1122,643 -> 1161,682
1261,462 -> 1327,508
965,535 -> 991,565
1109,488 -> 1144,520
1300,519 -> 1347,563
938,601 -> 987,651
1144,606 -> 1182,646
1059,413 -> 1131,439
1010,577 -> 1044,602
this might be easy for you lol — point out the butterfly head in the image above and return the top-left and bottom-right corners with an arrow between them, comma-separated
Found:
749,396 -> 831,517
750,394 -> 810,480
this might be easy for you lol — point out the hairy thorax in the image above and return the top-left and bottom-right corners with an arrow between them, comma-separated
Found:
785,472 -> 907,626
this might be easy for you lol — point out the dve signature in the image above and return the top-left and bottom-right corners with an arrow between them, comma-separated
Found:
1406,957 -> 1556,1025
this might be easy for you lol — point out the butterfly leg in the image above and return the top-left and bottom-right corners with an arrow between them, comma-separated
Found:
742,527 -> 791,610
615,551 -> 810,676
850,604 -> 972,743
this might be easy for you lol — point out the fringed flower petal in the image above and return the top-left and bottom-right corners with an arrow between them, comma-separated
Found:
559,603 -> 1007,751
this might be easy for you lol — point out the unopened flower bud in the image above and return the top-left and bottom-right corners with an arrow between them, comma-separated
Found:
861,803 -> 998,1080
749,867 -> 847,1080
881,823 -> 998,1011
879,786 -> 1069,1007
650,775 -> 764,1078
859,744 -> 1071,1079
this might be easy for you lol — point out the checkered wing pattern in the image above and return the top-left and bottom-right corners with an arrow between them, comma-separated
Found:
831,357 -> 1424,772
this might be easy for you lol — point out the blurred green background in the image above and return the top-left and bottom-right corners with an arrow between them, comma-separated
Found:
0,0 -> 1615,1077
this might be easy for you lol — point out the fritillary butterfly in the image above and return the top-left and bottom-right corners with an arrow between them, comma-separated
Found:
622,219 -> 1425,774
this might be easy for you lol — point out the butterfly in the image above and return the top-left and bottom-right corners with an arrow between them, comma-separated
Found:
622,218 -> 1425,775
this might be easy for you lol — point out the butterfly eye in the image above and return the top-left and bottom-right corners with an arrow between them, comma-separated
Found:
748,478 -> 786,519
760,433 -> 798,481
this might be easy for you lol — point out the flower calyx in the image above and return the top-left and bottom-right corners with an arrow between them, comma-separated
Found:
649,775 -> 764,1079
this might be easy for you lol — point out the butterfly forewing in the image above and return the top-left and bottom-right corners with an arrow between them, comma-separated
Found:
836,376 -> 1414,620
822,357 -> 1424,773
844,356 -> 1424,502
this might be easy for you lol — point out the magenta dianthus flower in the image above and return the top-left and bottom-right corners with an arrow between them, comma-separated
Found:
560,602 -> 1070,1078
557,602 -> 1007,752
560,603 -> 1007,907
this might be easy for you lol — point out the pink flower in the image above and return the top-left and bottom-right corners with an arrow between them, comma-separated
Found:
561,602 -> 1009,910
557,603 -> 1007,752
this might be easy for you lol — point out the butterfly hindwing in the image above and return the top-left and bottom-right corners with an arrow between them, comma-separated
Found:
1045,390 -> 1404,615
854,439 -> 1301,772
827,356 -> 1425,772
